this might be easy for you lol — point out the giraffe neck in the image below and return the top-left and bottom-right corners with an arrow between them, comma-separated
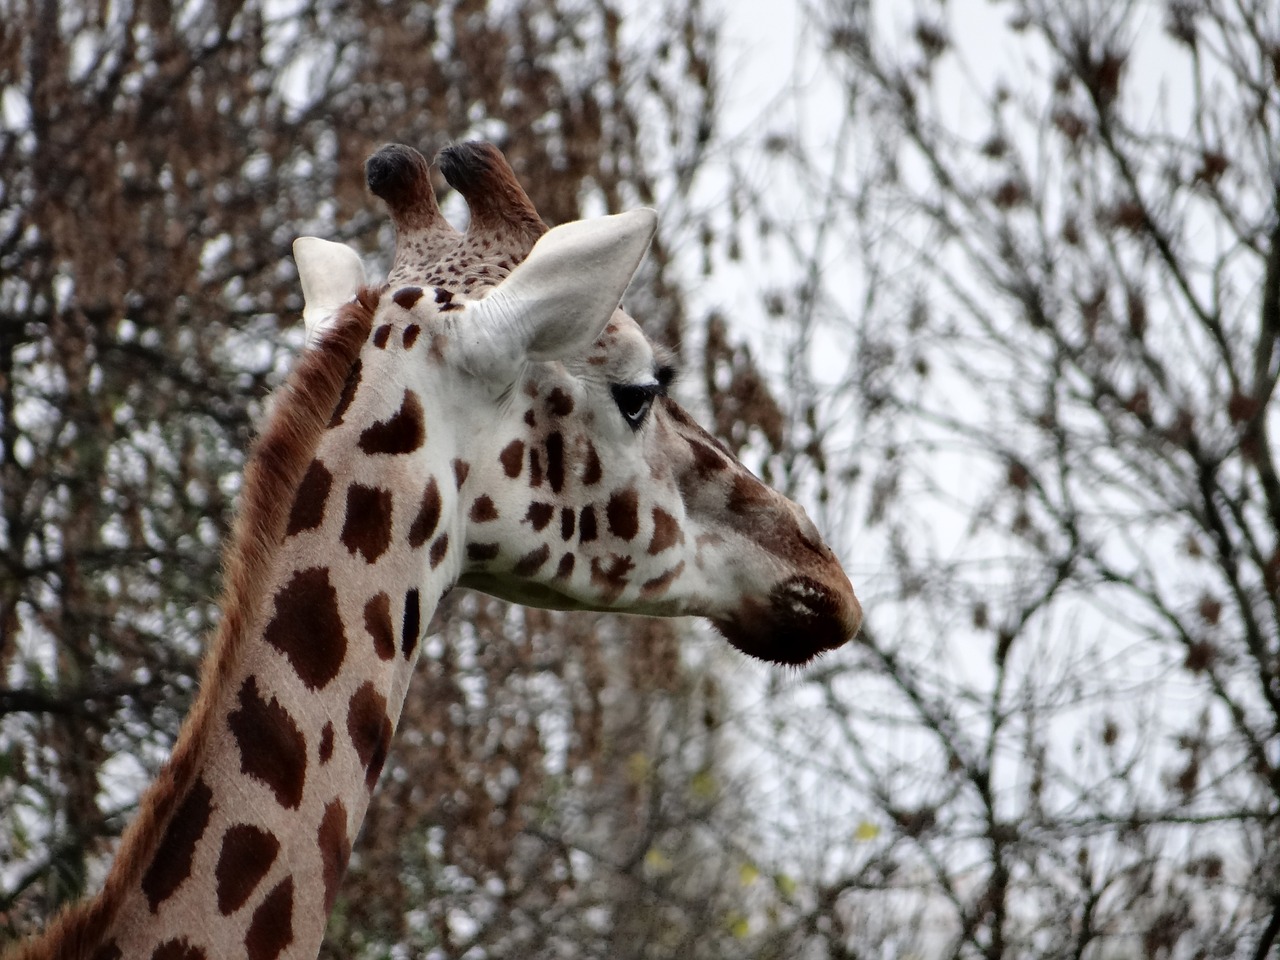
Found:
106,399 -> 457,958
9,297 -> 461,960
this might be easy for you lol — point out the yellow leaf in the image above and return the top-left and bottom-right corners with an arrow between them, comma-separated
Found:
626,752 -> 651,783
739,862 -> 760,887
774,873 -> 797,898
690,769 -> 718,799
854,821 -> 881,842
644,848 -> 673,874
725,912 -> 750,938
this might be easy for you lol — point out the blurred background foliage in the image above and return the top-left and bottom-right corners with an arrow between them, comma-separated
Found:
2,0 -> 1279,956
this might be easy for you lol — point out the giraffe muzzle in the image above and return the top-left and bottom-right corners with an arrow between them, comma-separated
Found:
713,573 -> 861,665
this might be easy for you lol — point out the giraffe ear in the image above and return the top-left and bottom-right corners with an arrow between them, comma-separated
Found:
294,237 -> 366,343
462,209 -> 657,373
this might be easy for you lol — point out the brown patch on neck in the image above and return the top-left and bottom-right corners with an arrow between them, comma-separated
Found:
14,291 -> 377,960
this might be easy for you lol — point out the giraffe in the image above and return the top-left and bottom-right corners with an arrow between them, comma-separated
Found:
6,141 -> 860,960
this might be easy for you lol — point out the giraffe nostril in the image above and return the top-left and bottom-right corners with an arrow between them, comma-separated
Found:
791,505 -> 831,558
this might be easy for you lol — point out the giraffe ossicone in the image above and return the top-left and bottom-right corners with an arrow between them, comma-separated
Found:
8,140 -> 859,960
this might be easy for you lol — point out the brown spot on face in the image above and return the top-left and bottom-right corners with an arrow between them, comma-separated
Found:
364,592 -> 395,661
429,533 -> 450,569
319,722 -> 334,763
662,397 -> 697,429
727,473 -> 772,514
92,944 -> 122,960
580,505 -> 598,542
546,432 -> 565,493
264,567 -> 347,689
453,459 -> 471,488
554,552 -> 576,579
606,489 -> 640,541
525,502 -> 555,531
347,682 -> 392,790
341,483 -> 394,563
434,286 -> 454,304
560,507 -> 576,541
150,940 -> 207,960
529,449 -> 543,487
318,800 -> 351,915
500,440 -> 525,478
245,876 -> 294,960
470,495 -> 499,522
228,676 -> 307,809
468,542 -> 500,563
402,589 -> 420,658
215,824 -> 280,916
393,286 -> 424,309
641,562 -> 686,599
408,478 -> 442,548
547,387 -> 574,416
590,555 -> 634,601
286,459 -> 332,536
373,325 -> 392,348
524,409 -> 537,428
329,360 -> 362,427
142,778 -> 214,912
582,440 -> 602,486
358,390 -> 425,455
648,507 -> 682,554
515,544 -> 551,576
403,324 -> 421,349
687,438 -> 729,477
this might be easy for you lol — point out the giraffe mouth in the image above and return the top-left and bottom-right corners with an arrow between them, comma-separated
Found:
712,575 -> 861,666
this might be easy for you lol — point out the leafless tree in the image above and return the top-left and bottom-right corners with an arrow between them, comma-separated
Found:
710,0 -> 1280,956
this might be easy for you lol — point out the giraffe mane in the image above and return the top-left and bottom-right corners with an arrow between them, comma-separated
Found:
6,290 -> 379,960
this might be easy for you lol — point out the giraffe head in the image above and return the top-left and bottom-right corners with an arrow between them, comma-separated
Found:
296,142 -> 860,664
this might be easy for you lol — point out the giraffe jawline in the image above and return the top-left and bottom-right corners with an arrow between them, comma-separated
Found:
459,572 -> 859,666
458,573 -> 613,615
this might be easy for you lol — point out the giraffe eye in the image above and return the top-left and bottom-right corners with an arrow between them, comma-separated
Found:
611,383 -> 658,430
